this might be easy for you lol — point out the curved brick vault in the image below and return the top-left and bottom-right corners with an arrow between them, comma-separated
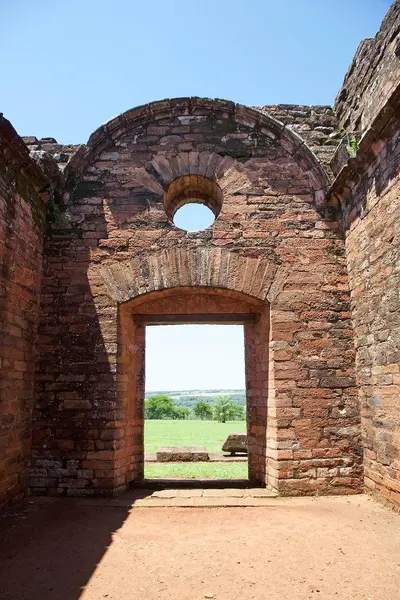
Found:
29,96 -> 363,499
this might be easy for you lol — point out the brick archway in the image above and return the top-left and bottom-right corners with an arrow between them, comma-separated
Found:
31,95 -> 362,500
118,287 -> 270,486
95,248 -> 277,304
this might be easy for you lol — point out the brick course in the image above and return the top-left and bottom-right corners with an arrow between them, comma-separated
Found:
335,1 -> 400,133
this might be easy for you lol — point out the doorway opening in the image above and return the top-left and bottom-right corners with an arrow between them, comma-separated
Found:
119,287 -> 269,488
144,324 -> 249,482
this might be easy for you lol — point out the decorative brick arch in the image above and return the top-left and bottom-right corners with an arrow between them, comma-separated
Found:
64,97 -> 329,209
95,248 -> 278,304
88,250 -> 279,487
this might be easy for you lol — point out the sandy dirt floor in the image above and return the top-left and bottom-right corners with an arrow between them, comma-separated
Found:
1,493 -> 399,600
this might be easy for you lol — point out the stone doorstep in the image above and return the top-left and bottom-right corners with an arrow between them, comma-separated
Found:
150,488 -> 277,499
128,488 -> 279,507
132,496 -> 281,508
69,488 -> 278,508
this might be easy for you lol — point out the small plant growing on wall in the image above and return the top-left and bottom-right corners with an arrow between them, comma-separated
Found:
336,128 -> 360,158
45,184 -> 69,237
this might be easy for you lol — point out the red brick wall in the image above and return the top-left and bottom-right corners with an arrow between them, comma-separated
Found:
0,121 -> 47,509
342,122 -> 400,509
32,99 -> 362,498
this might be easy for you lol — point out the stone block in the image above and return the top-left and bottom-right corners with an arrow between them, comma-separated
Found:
222,433 -> 248,455
156,447 -> 210,462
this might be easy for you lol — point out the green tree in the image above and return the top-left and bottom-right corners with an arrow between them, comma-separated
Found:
145,394 -> 176,419
213,396 -> 245,423
193,400 -> 213,420
172,406 -> 190,420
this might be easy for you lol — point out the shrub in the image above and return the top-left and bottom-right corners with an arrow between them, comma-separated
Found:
193,400 -> 213,420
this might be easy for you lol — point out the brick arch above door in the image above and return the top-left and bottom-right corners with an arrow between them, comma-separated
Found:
93,247 -> 285,304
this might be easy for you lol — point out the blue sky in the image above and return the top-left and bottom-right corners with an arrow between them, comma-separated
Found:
1,0 -> 390,143
1,0 -> 391,390
146,325 -> 245,391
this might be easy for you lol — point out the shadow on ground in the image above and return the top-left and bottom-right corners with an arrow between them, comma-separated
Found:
0,496 -> 136,600
1,492 -> 400,600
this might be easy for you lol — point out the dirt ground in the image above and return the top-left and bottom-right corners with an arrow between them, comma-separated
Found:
1,493 -> 399,600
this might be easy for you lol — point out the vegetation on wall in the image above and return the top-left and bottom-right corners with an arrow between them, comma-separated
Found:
45,185 -> 69,238
336,128 -> 360,158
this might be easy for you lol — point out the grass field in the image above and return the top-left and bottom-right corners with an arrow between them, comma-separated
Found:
144,419 -> 248,479
144,462 -> 248,479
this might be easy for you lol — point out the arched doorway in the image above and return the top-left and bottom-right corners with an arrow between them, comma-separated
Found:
118,287 -> 270,486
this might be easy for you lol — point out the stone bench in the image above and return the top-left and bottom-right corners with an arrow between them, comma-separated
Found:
222,433 -> 248,455
156,446 -> 210,462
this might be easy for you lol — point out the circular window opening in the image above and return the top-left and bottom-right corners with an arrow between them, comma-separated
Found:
174,203 -> 215,231
164,175 -> 223,232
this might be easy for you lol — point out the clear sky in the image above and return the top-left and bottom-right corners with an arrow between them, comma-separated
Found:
1,0 -> 390,143
1,0 -> 391,390
146,325 -> 245,391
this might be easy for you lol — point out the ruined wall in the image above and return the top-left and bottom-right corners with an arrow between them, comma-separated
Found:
31,98 -> 361,498
335,0 -> 400,133
330,2 -> 400,510
330,85 -> 400,509
0,117 -> 47,509
258,105 -> 338,174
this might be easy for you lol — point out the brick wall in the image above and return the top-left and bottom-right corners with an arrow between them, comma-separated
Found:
258,105 -> 338,174
0,117 -> 47,509
330,86 -> 400,509
335,1 -> 400,133
350,175 -> 400,509
31,99 -> 362,498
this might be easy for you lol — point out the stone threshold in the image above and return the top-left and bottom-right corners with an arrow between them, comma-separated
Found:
71,487 -> 278,508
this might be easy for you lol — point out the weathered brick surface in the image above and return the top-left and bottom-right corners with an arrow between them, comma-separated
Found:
2,2 -> 399,509
257,105 -> 339,174
30,98 -> 362,498
330,93 -> 400,510
335,1 -> 400,133
26,105 -> 340,178
0,117 -> 47,509
328,2 -> 400,510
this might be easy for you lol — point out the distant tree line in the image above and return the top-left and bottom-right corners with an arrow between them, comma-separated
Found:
144,389 -> 246,409
145,394 -> 245,422
145,395 -> 190,420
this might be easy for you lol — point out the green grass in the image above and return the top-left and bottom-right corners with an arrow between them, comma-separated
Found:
144,462 -> 248,479
145,419 -> 246,454
144,419 -> 247,479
